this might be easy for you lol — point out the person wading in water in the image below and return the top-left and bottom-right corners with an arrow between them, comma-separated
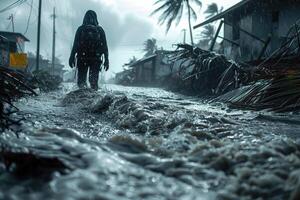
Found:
69,10 -> 109,90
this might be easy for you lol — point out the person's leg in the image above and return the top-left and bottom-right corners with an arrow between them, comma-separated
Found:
89,61 -> 101,90
77,60 -> 88,88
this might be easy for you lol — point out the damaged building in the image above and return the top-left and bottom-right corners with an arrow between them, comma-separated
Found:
27,53 -> 66,79
0,31 -> 29,70
194,0 -> 300,62
115,50 -> 174,86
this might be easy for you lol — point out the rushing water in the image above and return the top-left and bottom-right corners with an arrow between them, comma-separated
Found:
1,83 -> 300,200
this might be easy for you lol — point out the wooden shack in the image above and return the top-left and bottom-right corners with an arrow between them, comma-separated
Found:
0,31 -> 29,70
194,0 -> 300,62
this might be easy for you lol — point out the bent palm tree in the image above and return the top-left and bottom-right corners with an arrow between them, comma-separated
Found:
123,56 -> 138,69
151,0 -> 202,46
143,38 -> 158,57
204,3 -> 223,19
201,24 -> 215,41
197,24 -> 215,48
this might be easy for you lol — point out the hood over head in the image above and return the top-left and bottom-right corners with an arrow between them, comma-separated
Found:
83,10 -> 99,26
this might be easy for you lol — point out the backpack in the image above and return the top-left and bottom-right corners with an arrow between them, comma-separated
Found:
78,25 -> 103,60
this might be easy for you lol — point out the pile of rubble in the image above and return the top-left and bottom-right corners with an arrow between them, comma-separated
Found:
216,20 -> 300,112
165,44 -> 245,95
165,20 -> 300,112
0,67 -> 64,131
31,70 -> 63,92
0,67 -> 37,131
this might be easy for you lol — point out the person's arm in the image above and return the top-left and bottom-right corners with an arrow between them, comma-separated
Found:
69,27 -> 81,68
101,28 -> 109,71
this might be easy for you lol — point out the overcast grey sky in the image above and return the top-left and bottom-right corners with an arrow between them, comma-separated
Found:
0,0 -> 240,77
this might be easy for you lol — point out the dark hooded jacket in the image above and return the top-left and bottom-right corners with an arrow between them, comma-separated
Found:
69,10 -> 109,67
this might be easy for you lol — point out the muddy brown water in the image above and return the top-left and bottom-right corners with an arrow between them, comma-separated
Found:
1,83 -> 300,200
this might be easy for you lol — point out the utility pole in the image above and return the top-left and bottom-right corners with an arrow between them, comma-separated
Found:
36,0 -> 42,71
7,14 -> 15,32
182,29 -> 187,44
51,7 -> 56,75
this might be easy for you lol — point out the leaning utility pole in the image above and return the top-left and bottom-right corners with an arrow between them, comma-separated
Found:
51,7 -> 56,75
8,14 -> 15,32
36,0 -> 42,71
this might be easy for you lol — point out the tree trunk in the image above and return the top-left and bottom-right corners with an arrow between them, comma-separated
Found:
186,0 -> 194,46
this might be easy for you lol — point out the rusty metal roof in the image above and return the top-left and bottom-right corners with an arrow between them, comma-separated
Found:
0,31 -> 30,42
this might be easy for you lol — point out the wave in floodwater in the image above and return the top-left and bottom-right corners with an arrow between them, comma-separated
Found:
2,84 -> 300,200
0,128 -> 207,200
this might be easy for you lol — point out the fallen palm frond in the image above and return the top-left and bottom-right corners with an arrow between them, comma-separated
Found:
256,20 -> 300,73
0,67 -> 37,131
166,19 -> 300,112
215,20 -> 300,112
165,44 -> 244,95
217,74 -> 300,112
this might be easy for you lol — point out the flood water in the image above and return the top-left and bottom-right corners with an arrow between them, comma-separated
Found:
1,83 -> 300,200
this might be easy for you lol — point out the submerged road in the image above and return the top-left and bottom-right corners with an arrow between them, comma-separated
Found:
1,83 -> 300,200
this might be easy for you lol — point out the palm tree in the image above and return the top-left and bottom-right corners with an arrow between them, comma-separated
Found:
143,38 -> 158,57
151,0 -> 202,46
204,3 -> 223,19
128,56 -> 137,65
201,24 -> 215,41
123,56 -> 138,70
197,24 -> 215,49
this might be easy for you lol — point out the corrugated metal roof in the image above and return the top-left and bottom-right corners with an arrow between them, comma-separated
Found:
130,54 -> 156,67
193,0 -> 253,29
0,31 -> 30,42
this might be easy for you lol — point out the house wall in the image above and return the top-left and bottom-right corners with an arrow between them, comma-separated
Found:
0,49 -> 9,67
0,41 -> 9,67
134,59 -> 155,84
223,0 -> 300,62
223,21 -> 234,60
252,2 -> 300,55
224,9 -> 271,62
223,16 -> 243,61
250,8 -> 273,59
154,52 -> 172,79
279,3 -> 300,37
135,64 -> 141,82
142,61 -> 154,83
239,14 -> 254,61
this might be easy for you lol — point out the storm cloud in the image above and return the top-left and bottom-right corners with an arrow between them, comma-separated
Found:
0,0 -> 154,71
0,0 -> 239,76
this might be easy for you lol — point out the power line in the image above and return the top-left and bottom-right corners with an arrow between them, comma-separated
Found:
24,0 -> 33,35
25,0 -> 37,10
0,0 -> 27,13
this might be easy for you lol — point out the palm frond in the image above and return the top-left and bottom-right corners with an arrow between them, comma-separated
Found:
200,24 -> 215,40
204,3 -> 222,18
189,6 -> 198,21
0,68 -> 37,131
191,0 -> 202,7
151,0 -> 202,33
